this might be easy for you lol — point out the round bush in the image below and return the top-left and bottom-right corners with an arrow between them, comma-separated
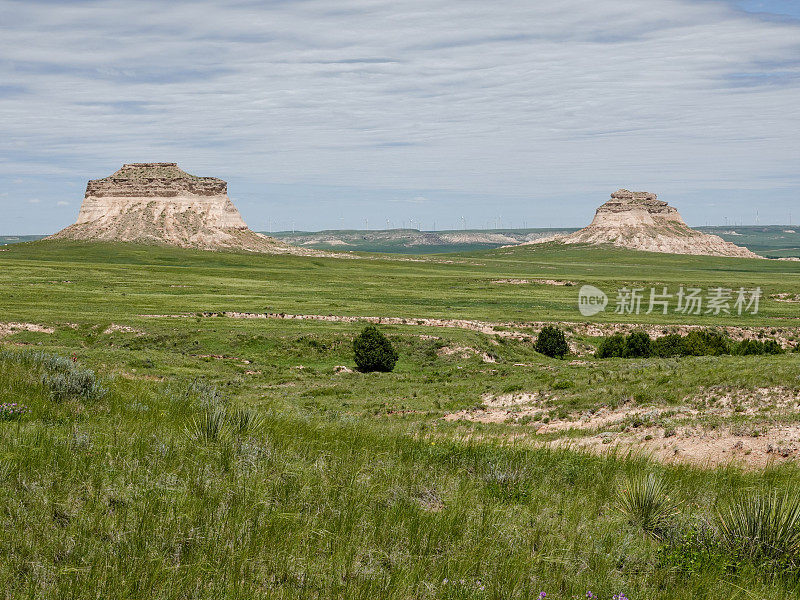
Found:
596,333 -> 626,358
535,325 -> 569,358
353,325 -> 398,372
623,331 -> 653,358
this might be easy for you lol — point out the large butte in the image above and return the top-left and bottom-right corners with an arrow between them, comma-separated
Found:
526,189 -> 759,258
50,163 -> 293,253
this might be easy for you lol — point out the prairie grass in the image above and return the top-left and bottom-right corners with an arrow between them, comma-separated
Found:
1,348 -> 800,598
1,242 -> 800,598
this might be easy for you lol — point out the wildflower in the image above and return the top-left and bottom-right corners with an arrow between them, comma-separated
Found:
0,403 -> 29,421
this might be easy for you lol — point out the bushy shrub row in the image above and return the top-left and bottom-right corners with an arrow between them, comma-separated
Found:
597,329 -> 785,359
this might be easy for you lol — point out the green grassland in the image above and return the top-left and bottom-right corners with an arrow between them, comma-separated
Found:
2,240 -> 800,598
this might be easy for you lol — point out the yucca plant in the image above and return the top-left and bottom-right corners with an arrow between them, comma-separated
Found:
226,407 -> 264,436
716,491 -> 800,565
186,409 -> 230,442
616,472 -> 675,540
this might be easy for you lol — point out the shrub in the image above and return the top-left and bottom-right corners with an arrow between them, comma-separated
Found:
0,349 -> 106,401
353,326 -> 398,372
762,340 -> 784,355
617,472 -> 675,540
683,329 -> 730,356
534,325 -> 569,358
653,334 -> 688,358
43,368 -> 104,402
622,331 -> 653,358
596,334 -> 626,358
734,339 -> 764,356
716,491 -> 800,566
733,339 -> 783,356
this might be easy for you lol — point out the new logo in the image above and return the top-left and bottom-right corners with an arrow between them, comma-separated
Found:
578,285 -> 608,316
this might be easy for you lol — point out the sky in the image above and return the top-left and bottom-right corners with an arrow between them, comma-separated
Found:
1,0 -> 799,235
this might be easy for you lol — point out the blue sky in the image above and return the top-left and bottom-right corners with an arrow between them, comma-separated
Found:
1,0 -> 799,234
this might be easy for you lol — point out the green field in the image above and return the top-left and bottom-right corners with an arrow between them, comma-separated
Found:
2,240 -> 800,599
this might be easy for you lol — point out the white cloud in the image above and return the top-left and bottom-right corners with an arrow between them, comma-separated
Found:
56,200 -> 69,206
0,0 -> 798,229
27,198 -> 40,204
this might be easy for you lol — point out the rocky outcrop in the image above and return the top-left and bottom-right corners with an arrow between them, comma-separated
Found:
529,189 -> 760,258
50,163 -> 292,253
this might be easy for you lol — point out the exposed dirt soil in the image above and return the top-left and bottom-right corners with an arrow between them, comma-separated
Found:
549,424 -> 800,469
445,387 -> 800,468
0,322 -> 55,337
437,346 -> 496,363
103,324 -> 145,335
491,278 -> 576,286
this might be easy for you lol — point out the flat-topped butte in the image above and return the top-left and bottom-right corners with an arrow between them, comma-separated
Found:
526,189 -> 759,258
48,162 -> 306,254
85,163 -> 227,198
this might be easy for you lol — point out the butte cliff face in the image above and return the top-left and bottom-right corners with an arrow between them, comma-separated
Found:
50,163 -> 289,253
535,189 -> 760,258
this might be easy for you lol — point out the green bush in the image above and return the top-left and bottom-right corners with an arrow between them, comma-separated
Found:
623,331 -> 653,358
353,325 -> 398,372
733,339 -> 784,356
652,334 -> 688,358
186,409 -> 230,442
734,339 -> 765,356
684,329 -> 730,356
534,325 -> 569,358
596,334 -> 626,358
598,329 -> 786,361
